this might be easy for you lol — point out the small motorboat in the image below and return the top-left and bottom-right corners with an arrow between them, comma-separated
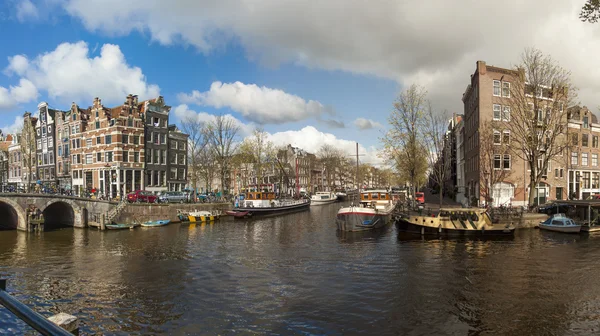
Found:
538,215 -> 581,233
188,210 -> 221,222
226,210 -> 252,219
106,223 -> 139,230
141,220 -> 171,227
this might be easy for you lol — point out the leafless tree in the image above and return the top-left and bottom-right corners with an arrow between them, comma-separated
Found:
478,120 -> 512,206
381,84 -> 428,206
506,48 -> 576,207
423,105 -> 450,208
238,128 -> 276,191
205,114 -> 240,194
180,116 -> 208,199
317,144 -> 345,191
21,113 -> 37,192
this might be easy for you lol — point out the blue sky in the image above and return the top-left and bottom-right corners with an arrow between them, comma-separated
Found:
0,0 -> 598,165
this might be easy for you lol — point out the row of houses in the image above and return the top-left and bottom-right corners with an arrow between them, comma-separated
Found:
443,60 -> 599,207
2,94 -> 189,198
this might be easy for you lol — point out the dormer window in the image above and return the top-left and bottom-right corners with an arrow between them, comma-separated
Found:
72,114 -> 77,121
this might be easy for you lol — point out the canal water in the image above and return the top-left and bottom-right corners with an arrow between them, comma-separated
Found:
1,203 -> 600,335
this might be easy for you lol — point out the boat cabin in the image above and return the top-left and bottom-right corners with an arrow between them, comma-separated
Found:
239,191 -> 277,208
360,190 -> 391,202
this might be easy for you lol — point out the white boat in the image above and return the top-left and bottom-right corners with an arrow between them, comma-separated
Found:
336,189 -> 396,231
311,192 -> 338,205
234,191 -> 310,216
539,215 -> 581,233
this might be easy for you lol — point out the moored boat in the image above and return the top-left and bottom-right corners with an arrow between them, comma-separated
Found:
188,210 -> 220,222
311,191 -> 338,205
394,208 -> 515,236
141,219 -> 171,227
336,189 -> 396,231
226,210 -> 252,218
539,215 -> 581,233
233,191 -> 310,216
334,189 -> 348,201
106,223 -> 139,230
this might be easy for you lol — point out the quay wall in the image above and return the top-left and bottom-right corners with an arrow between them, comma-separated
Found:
115,203 -> 233,224
496,213 -> 549,229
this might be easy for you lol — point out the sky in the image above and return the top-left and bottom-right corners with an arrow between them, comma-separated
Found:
0,0 -> 598,167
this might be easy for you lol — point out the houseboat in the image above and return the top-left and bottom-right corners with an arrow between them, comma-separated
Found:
311,191 -> 338,205
336,189 -> 396,231
228,191 -> 310,217
394,208 -> 515,236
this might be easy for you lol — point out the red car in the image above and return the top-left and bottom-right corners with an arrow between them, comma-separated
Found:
127,190 -> 157,203
415,192 -> 425,204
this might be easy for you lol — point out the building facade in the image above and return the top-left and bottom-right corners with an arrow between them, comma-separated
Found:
8,134 -> 22,188
35,102 -> 58,187
143,97 -> 170,193
167,125 -> 188,191
454,119 -> 467,205
567,106 -> 600,200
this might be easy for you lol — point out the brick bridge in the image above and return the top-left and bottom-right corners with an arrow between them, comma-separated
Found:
0,194 -> 116,231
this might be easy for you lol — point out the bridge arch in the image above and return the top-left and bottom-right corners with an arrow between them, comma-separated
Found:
42,199 -> 82,230
0,198 -> 26,230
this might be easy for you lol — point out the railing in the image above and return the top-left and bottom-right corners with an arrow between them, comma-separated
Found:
0,279 -> 74,336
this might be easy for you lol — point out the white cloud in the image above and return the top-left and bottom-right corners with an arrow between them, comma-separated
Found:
178,81 -> 331,124
3,41 -> 159,106
172,104 -> 255,137
267,126 -> 384,167
0,79 -> 39,110
353,118 -> 383,130
59,0 -> 600,111
15,0 -> 39,22
0,115 -> 24,134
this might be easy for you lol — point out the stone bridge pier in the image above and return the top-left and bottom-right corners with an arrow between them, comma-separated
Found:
0,194 -> 116,231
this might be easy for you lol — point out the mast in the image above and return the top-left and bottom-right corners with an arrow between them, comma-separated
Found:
356,142 -> 359,192
295,157 -> 300,197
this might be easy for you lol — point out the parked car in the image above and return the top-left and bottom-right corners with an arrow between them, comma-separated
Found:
127,190 -> 157,203
159,191 -> 188,203
415,192 -> 425,204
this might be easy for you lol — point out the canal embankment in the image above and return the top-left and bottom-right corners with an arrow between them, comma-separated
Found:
114,202 -> 233,224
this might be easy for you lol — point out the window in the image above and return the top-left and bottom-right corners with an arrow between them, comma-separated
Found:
97,152 -> 102,162
171,141 -> 177,149
584,116 -> 589,129
49,152 -> 54,165
594,154 -> 598,167
493,104 -> 501,120
494,154 -> 501,169
105,151 -> 113,162
493,131 -> 501,145
154,149 -> 159,164
171,153 -> 176,164
180,142 -> 186,151
594,136 -> 599,148
560,168 -> 564,178
127,117 -> 133,127
122,134 -> 129,144
95,121 -> 100,129
572,152 -> 578,165
503,155 -> 511,169
170,168 -> 177,179
572,134 -> 579,146
178,153 -> 185,165
154,133 -> 160,145
72,114 -> 76,121
503,130 -> 510,144
537,109 -> 543,122
502,82 -> 510,97
493,80 -> 500,96
36,128 -> 40,136
123,151 -> 129,162
594,173 -> 600,189
75,125 -> 80,133
86,139 -> 92,147
37,139 -> 41,148
555,168 -> 559,178
105,135 -> 112,144
147,149 -> 152,163
133,136 -> 140,145
502,106 -> 510,121
58,146 -> 62,157
86,154 -> 92,164
42,127 -> 46,136
162,150 -> 166,164
582,153 -> 589,166
161,133 -> 166,144
134,152 -> 139,163
583,134 -> 589,147
96,111 -> 99,118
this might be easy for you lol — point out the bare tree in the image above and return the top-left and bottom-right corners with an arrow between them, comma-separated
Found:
478,120 -> 512,206
381,84 -> 428,206
317,144 -> 345,191
21,113 -> 37,193
238,128 -> 276,191
198,146 -> 217,194
506,48 -> 576,207
180,116 -> 208,200
205,114 -> 240,195
581,0 -> 600,22
423,105 -> 450,207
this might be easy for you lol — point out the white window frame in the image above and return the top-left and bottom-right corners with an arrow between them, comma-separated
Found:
593,154 -> 598,167
572,152 -> 578,165
493,104 -> 501,121
582,152 -> 589,166
494,154 -> 501,170
503,130 -> 510,144
503,154 -> 511,170
493,80 -> 501,96
502,82 -> 510,98
502,106 -> 510,121
493,130 -> 501,145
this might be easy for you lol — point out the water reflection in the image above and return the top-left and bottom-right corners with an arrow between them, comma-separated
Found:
3,204 -> 600,334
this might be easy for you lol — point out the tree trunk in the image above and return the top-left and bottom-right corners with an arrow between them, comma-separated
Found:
528,170 -> 537,208
439,188 -> 443,208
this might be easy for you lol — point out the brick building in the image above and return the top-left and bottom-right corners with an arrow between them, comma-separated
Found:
461,61 -> 568,207
143,97 -> 170,193
167,124 -> 188,191
567,106 -> 600,200
35,102 -> 58,187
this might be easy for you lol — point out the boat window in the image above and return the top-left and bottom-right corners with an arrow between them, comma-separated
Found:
257,193 -> 262,199
247,194 -> 254,200
371,193 -> 379,200
439,211 -> 450,217
362,194 -> 368,200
